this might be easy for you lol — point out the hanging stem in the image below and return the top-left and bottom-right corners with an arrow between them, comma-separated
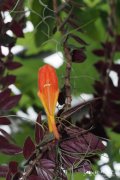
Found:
53,0 -> 72,109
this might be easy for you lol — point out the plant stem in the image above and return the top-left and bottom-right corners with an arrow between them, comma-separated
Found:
53,0 -> 72,109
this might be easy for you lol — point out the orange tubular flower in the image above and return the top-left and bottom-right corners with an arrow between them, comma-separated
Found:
38,64 -> 60,140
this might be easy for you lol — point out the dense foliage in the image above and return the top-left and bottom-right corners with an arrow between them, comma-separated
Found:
0,0 -> 120,180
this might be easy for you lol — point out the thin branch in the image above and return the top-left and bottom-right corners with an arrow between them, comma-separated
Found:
101,0 -> 117,111
53,0 -> 72,109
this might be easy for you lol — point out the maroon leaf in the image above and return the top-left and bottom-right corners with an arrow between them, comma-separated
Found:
0,144 -> 22,155
0,135 -> 9,144
6,61 -> 22,70
94,61 -> 108,75
35,113 -> 44,145
0,75 -> 16,87
74,160 -> 91,172
0,117 -> 11,125
93,49 -> 105,57
6,171 -> 12,180
58,86 -> 66,105
23,136 -> 35,159
0,95 -> 21,110
0,135 -> 22,155
0,88 -> 11,102
0,59 -> 5,72
0,34 -> 16,47
12,172 -> 22,180
94,81 -> 104,95
113,124 -> 120,133
35,159 -> 55,180
1,0 -> 18,11
9,161 -> 18,174
72,49 -> 86,63
60,98 -> 101,119
0,166 -> 9,177
36,159 -> 67,180
1,143 -> 22,155
28,175 -> 40,180
60,127 -> 105,153
10,21 -> 24,37
0,129 -> 15,143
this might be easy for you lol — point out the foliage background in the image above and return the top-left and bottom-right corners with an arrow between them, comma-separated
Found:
0,0 -> 120,179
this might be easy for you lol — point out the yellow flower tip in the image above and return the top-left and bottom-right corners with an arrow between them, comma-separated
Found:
48,115 -> 60,140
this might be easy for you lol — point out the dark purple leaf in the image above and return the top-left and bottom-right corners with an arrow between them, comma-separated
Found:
35,113 -> 44,145
0,75 -> 16,87
94,81 -> 104,95
0,95 -> 21,110
12,172 -> 22,180
74,160 -> 91,172
23,136 -> 35,159
6,171 -> 12,180
0,117 -> 11,125
0,129 -> 15,143
9,161 -> 18,174
91,122 -> 108,139
94,61 -> 108,75
0,88 -> 11,102
28,175 -> 40,180
0,166 -> 9,177
1,143 -> 22,155
113,124 -> 120,133
0,59 -> 5,72
10,21 -> 24,37
6,61 -> 22,70
60,98 -> 101,119
58,86 -> 66,105
0,135 -> 9,144
60,127 -> 105,169
0,135 -> 22,155
1,0 -> 17,11
72,49 -> 86,63
0,34 -> 16,47
93,49 -> 105,57
102,42 -> 112,51
36,159 -> 55,180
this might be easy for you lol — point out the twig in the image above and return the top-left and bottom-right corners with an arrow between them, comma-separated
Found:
19,153 -> 42,180
101,0 -> 117,110
53,0 -> 72,109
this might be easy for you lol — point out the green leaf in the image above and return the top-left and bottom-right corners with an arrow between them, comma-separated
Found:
30,0 -> 55,47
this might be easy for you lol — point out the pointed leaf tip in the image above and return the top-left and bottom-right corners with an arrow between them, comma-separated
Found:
23,136 -> 35,159
35,112 -> 44,144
